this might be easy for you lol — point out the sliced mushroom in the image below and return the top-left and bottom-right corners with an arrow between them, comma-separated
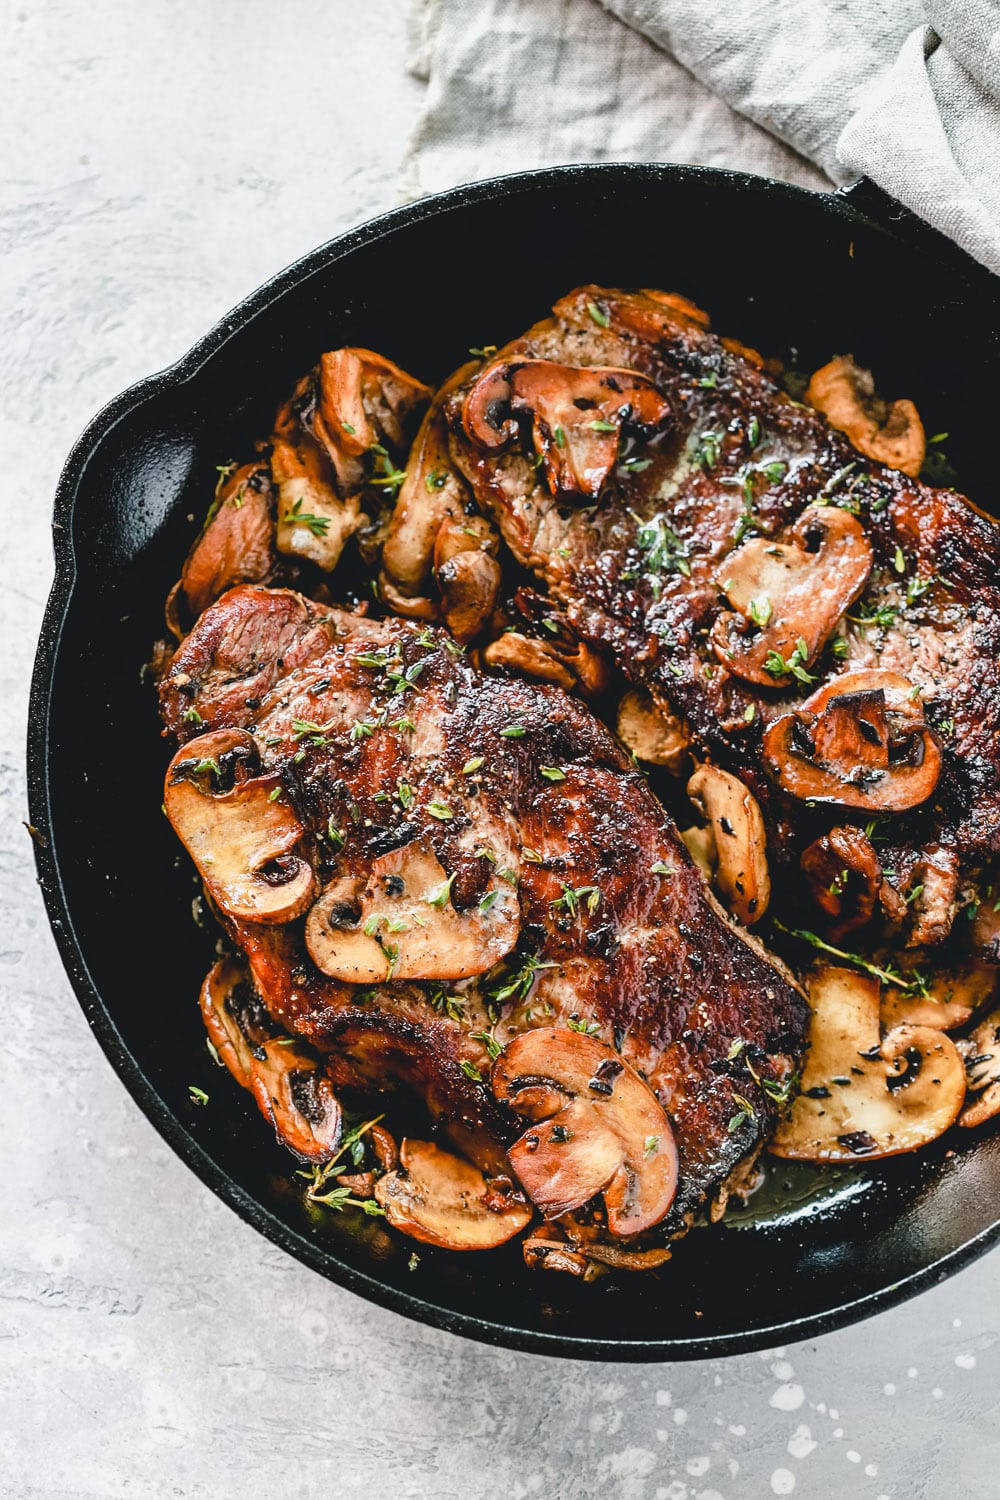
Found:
522,1231 -> 670,1275
711,505 -> 872,685
180,461 -> 279,620
552,285 -> 710,339
271,384 -> 363,572
882,962 -> 997,1032
806,355 -> 925,477
373,1138 -> 532,1249
305,839 -> 520,983
771,965 -> 966,1161
800,825 -> 880,936
958,1008 -> 1000,1127
432,515 -> 503,642
199,957 -> 341,1162
379,361 -> 478,613
462,358 -> 671,502
481,629 -> 605,698
165,730 -> 315,923
687,764 -> 770,925
763,670 -> 942,812
311,347 -> 431,493
492,1027 -> 678,1236
680,824 -> 716,881
617,689 -> 690,772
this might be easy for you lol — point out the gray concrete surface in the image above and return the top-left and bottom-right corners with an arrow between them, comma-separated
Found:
2,3 -> 999,1496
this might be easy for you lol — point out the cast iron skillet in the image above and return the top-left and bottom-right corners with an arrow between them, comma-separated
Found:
28,164 -> 1000,1361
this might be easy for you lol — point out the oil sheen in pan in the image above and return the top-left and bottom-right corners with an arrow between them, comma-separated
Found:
723,1158 -> 874,1229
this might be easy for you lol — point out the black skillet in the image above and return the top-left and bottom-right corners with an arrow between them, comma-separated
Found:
28,164 -> 1000,1360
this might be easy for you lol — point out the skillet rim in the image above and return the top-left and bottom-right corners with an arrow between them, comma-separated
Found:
26,160 -> 1000,1361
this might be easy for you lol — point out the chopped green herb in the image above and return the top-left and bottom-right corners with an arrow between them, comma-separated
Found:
426,801 -> 454,821
567,1015 -> 601,1036
425,467 -> 448,492
763,637 -> 815,684
325,818 -> 346,849
644,1135 -> 660,1157
499,724 -> 526,738
468,344 -> 498,359
650,861 -> 672,875
462,756 -> 485,775
488,952 -> 558,1005
587,300 -> 610,328
188,1085 -> 209,1106
743,703 -> 756,722
540,766 -> 566,781
590,418 -> 617,433
182,706 -> 204,725
697,372 -> 718,389
747,415 -> 761,448
696,431 -> 722,469
426,873 -> 456,908
553,425 -> 566,450
469,1030 -> 502,1060
893,545 -> 906,574
478,890 -> 499,914
267,786 -> 283,802
460,1059 -> 484,1083
728,1092 -> 757,1132
283,497 -> 331,536
761,460 -> 788,483
748,595 -> 772,629
550,883 -> 601,918
396,781 -> 414,809
363,915 -> 381,937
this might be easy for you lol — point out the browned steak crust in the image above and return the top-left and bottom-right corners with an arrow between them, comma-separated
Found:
160,585 -> 809,1232
445,287 -> 1000,951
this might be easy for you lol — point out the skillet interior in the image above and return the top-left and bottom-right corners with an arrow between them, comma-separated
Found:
28,164 -> 1000,1360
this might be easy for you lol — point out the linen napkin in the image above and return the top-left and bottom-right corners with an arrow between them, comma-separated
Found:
405,0 -> 1000,275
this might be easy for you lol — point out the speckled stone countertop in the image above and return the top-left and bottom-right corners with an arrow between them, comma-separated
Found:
2,4 -> 998,1496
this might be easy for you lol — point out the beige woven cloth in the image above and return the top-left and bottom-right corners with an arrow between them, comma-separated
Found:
405,0 -> 1000,275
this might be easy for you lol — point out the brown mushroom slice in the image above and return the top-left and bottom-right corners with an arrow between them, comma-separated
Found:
165,730 -> 315,923
432,515 -> 503,642
492,1027 -> 678,1236
373,1139 -> 532,1249
180,461 -> 278,619
271,420 -> 363,573
380,362 -> 479,611
462,358 -> 671,502
484,627 -> 608,698
617,689 -> 690,772
314,348 -> 431,470
806,355 -> 925,478
305,839 -> 520,984
800,825 -> 880,936
763,669 -> 942,812
552,285 -> 710,339
711,505 -> 872,685
436,550 -> 503,642
959,1008 -> 1000,1127
687,764 -> 770,925
771,966 -> 966,1161
522,1231 -> 671,1275
199,958 -> 341,1162
882,962 -> 997,1032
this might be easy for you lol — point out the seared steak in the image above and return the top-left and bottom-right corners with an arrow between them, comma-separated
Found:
160,584 -> 808,1237
444,287 -> 1000,955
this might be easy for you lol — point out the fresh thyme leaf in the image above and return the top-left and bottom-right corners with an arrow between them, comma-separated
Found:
469,1029 -> 502,1060
425,467 -> 449,491
651,861 -> 672,875
773,920 -> 920,991
284,497 -> 331,536
643,1135 -> 660,1157
587,300 -> 610,328
590,418 -> 617,433
267,786 -> 283,802
499,724 -> 525,738
460,1059 -> 484,1083
425,873 -> 456,908
550,883 -> 601,917
182,706 -> 204,725
188,1085 -> 209,1106
468,344 -> 498,359
540,766 -> 566,781
567,1015 -> 601,1036
748,595 -> 772,628
426,800 -> 454,820
462,756 -> 485,775
743,703 -> 756,722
